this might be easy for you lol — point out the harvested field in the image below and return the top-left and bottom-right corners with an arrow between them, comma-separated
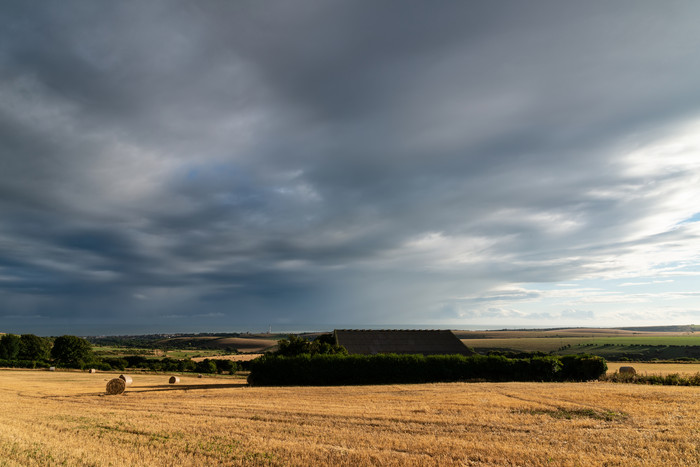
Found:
606,362 -> 700,376
0,370 -> 699,465
191,353 -> 262,363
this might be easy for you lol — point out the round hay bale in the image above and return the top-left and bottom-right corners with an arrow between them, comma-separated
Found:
106,378 -> 126,395
119,374 -> 133,387
88,368 -> 96,374
49,367 -> 56,372
619,366 -> 636,375
198,374 -> 203,378
169,376 -> 180,384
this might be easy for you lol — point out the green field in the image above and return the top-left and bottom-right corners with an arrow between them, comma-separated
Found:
461,334 -> 700,360
92,346 -> 157,357
462,337 -> 590,353
92,346 -> 233,359
165,349 -> 235,359
587,336 -> 700,346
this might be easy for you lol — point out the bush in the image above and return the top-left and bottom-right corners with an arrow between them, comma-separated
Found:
195,359 -> 217,374
94,361 -> 113,371
212,359 -> 239,374
101,357 -> 128,371
559,355 -> 608,381
0,359 -> 40,369
602,371 -> 700,386
276,334 -> 347,357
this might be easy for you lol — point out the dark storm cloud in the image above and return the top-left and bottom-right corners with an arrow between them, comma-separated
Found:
2,1 -> 700,333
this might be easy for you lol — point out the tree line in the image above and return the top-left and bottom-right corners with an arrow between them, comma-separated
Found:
0,333 -> 52,365
0,334 -> 238,374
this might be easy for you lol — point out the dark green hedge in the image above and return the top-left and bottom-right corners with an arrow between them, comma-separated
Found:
0,359 -> 49,369
247,353 -> 607,386
103,356 -> 239,374
601,371 -> 700,386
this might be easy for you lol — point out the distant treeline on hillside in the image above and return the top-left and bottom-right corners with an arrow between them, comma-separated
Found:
615,325 -> 698,333
0,333 -> 240,374
86,333 -> 248,349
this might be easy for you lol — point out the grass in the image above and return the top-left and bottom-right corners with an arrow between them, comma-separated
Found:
461,337 -> 592,352
587,336 -> 700,346
92,346 -> 237,360
92,345 -> 161,356
1,369 -> 699,465
164,349 -> 236,359
517,407 -> 628,421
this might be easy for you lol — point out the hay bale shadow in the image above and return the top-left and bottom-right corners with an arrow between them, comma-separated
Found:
130,382 -> 247,393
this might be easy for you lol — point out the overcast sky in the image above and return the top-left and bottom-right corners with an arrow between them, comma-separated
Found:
2,1 -> 700,335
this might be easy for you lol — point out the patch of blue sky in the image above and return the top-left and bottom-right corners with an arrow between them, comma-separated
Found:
678,212 -> 700,224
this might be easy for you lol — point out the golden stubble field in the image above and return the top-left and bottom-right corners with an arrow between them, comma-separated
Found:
0,370 -> 698,466
606,362 -> 700,375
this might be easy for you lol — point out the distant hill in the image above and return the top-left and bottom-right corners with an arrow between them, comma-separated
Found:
615,325 -> 698,333
161,336 -> 277,353
87,333 -> 279,353
454,325 -> 697,340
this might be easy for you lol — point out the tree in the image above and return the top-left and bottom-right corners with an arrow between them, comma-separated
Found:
0,334 -> 21,360
276,334 -> 347,356
19,334 -> 50,361
195,359 -> 217,374
311,334 -> 347,355
51,335 -> 94,368
276,335 -> 312,356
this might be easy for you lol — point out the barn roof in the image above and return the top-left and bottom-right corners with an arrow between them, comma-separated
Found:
333,329 -> 473,355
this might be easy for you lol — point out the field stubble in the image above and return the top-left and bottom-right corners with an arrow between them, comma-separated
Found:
0,370 -> 698,466
606,362 -> 700,375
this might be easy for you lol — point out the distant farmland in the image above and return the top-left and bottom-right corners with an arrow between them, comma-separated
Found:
460,336 -> 700,352
162,336 -> 278,353
90,334 -> 278,358
456,327 -> 700,360
459,337 -> 591,353
587,336 -> 700,346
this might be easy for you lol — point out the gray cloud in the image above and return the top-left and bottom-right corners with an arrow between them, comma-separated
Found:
2,1 -> 700,334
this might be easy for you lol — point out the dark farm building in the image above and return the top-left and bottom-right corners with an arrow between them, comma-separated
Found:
333,329 -> 473,356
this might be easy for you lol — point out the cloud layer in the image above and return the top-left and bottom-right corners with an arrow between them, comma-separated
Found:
2,1 -> 700,334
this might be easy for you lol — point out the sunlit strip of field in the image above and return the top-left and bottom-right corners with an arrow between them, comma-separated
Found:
0,370 -> 699,466
461,337 -> 591,352
191,353 -> 262,362
606,362 -> 700,375
92,346 -> 238,359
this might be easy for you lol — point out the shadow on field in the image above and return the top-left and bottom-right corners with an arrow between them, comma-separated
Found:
129,382 -> 248,393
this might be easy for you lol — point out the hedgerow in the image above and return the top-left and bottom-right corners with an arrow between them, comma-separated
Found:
247,353 -> 606,386
601,371 -> 700,386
